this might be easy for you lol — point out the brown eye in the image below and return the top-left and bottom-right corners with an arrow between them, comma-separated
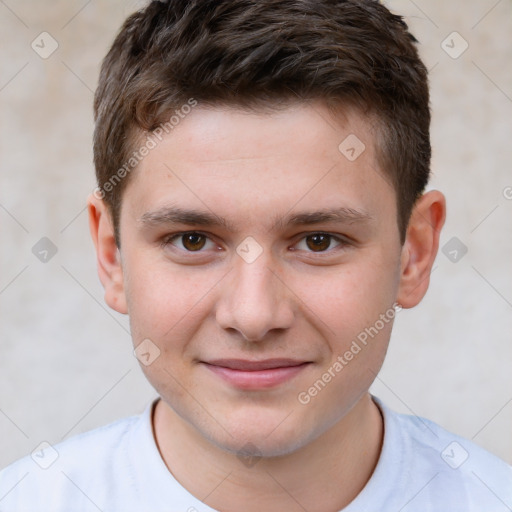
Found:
163,231 -> 219,256
305,234 -> 332,252
181,232 -> 206,251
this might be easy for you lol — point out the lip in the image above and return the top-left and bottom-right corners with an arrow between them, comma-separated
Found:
202,359 -> 311,390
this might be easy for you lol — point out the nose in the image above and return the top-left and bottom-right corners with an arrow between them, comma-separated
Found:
215,252 -> 294,342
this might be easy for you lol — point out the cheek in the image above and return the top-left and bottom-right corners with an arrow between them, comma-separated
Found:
296,265 -> 399,417
123,253 -> 225,345
299,254 -> 400,340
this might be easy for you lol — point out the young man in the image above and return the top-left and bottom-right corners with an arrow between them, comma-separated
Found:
1,0 -> 511,510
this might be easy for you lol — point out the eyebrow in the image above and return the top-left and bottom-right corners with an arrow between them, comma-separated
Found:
139,206 -> 373,231
277,207 -> 374,229
139,207 -> 233,230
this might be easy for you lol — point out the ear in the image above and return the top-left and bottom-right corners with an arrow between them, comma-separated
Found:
396,190 -> 446,309
87,194 -> 128,314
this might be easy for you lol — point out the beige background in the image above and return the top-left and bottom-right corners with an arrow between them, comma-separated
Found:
1,0 -> 511,469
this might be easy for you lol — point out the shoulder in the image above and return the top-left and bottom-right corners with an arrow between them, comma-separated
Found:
376,397 -> 512,511
0,411 -> 143,511
394,404 -> 511,477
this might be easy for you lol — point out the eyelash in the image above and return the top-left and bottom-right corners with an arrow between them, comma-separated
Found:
161,231 -> 351,256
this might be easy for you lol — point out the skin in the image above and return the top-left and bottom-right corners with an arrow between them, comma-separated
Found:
88,102 -> 445,511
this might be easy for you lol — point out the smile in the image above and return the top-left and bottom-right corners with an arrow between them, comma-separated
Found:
201,359 -> 311,390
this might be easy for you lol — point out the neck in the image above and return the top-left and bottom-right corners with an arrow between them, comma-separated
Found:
153,393 -> 383,512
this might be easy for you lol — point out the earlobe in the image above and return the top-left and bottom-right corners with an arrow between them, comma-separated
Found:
87,194 -> 128,314
396,190 -> 446,309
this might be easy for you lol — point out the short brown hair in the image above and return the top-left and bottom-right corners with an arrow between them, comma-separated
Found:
93,0 -> 430,245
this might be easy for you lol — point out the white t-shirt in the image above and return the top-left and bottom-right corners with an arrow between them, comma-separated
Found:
1,397 -> 511,512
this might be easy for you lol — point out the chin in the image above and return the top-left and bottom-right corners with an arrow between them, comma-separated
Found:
215,429 -> 309,459
205,408 -> 322,459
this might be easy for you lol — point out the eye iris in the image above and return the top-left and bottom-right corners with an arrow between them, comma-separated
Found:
306,234 -> 330,252
183,233 -> 206,251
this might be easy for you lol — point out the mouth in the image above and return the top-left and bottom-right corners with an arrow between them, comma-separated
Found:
201,359 -> 312,390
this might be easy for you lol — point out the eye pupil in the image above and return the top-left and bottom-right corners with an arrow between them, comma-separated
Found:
306,234 -> 330,252
183,233 -> 206,251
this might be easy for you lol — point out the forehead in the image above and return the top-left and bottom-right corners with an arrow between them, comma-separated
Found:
122,102 -> 396,231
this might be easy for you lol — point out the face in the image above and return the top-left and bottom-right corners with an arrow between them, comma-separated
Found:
106,103 -> 407,456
